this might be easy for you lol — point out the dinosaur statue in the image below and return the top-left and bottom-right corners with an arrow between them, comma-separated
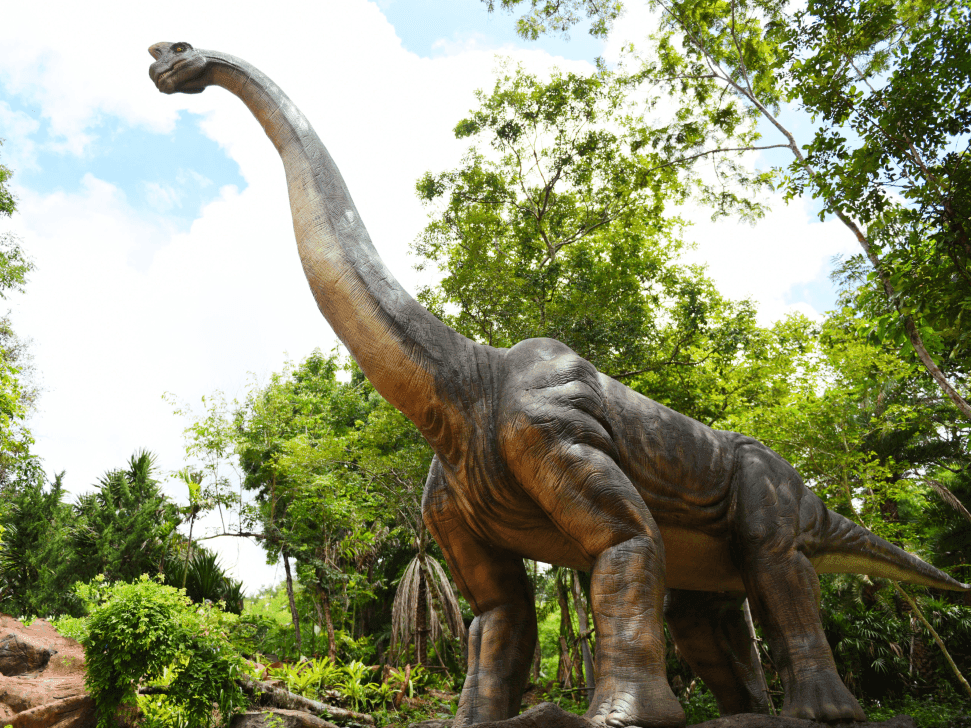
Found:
148,43 -> 970,727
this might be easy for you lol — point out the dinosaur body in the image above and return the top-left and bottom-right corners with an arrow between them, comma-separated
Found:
148,43 -> 970,728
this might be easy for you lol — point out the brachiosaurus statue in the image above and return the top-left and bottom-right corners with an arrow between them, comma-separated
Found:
148,43 -> 970,727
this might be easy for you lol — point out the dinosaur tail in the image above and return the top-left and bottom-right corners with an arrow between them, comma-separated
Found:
809,508 -> 970,591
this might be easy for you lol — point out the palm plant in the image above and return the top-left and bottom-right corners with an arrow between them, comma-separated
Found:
390,528 -> 466,668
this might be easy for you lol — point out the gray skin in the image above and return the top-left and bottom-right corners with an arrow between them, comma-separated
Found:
148,42 -> 971,728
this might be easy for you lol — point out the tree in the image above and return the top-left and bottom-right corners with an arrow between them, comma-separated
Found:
83,576 -> 245,728
416,64 -> 816,427
390,526 -> 467,668
784,0 -> 971,388
0,464 -> 73,616
176,351 -> 442,660
66,450 -> 181,585
0,143 -> 36,481
482,0 -> 971,420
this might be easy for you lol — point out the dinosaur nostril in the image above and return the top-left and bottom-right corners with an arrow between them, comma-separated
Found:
148,43 -> 168,60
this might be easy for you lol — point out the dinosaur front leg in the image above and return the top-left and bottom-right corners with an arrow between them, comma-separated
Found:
587,533 -> 683,728
422,459 -> 536,725
502,428 -> 684,726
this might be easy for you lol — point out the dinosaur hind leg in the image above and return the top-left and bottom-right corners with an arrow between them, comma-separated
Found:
664,589 -> 771,716
732,443 -> 866,722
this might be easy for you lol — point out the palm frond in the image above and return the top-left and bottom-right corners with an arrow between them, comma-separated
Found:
926,477 -> 971,525
390,553 -> 467,663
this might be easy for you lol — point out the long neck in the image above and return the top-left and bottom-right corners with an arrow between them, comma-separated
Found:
204,51 -> 470,435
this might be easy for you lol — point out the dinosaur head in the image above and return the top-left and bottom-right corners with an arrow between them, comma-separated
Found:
148,42 -> 208,95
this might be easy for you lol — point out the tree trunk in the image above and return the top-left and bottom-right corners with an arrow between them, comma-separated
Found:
556,574 -> 577,688
283,552 -> 302,655
237,674 -> 374,725
181,516 -> 195,590
894,582 -> 971,700
532,636 -> 542,683
314,587 -> 336,662
571,571 -> 596,704
416,565 -> 428,667
742,598 -> 774,715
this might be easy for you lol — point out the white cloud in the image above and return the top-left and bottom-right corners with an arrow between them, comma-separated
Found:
0,102 -> 40,172
143,181 -> 183,212
682,194 -> 857,324
431,31 -> 511,55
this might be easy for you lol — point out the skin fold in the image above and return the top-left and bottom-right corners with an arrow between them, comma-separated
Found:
148,42 -> 971,727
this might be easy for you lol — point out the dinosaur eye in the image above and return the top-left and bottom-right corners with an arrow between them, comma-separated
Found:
172,42 -> 192,53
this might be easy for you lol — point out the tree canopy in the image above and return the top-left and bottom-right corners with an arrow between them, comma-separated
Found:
483,0 -> 971,420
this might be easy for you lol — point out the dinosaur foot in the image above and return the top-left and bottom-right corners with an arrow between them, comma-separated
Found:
585,681 -> 686,728
782,672 -> 866,722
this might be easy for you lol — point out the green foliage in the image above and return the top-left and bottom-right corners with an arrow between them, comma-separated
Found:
178,350 -> 437,662
0,143 -> 31,298
268,657 -> 342,697
0,145 -> 36,478
679,682 -> 719,723
161,547 -> 245,614
416,64 -> 802,426
49,613 -> 88,643
264,656 -> 419,713
483,0 -> 624,40
66,450 -> 181,586
783,0 -> 971,376
0,466 -> 74,616
82,575 -> 245,728
0,142 -> 16,219
865,693 -> 971,728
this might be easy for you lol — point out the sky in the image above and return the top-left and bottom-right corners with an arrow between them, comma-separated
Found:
0,0 -> 856,595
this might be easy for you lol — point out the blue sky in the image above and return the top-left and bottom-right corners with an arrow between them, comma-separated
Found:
0,0 -> 853,592
1,0 -> 604,228
380,0 -> 605,58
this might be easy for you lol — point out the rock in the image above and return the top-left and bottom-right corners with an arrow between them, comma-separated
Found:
0,633 -> 52,676
230,708 -> 341,728
6,694 -> 97,728
0,615 -> 91,727
408,704 -> 922,728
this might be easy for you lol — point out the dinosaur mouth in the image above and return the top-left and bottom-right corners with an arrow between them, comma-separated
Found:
155,58 -> 189,87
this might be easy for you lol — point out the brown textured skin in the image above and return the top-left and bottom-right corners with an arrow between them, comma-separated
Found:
148,43 -> 971,728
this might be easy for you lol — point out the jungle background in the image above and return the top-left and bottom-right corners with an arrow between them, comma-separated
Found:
2,0 -> 971,725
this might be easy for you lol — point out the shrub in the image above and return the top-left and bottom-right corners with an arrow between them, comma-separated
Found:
82,575 -> 246,728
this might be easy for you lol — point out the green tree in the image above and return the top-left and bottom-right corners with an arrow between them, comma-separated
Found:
176,352 -> 439,661
82,576 -> 245,728
0,464 -> 73,616
416,64 -> 815,425
482,0 -> 971,420
0,143 -> 36,479
66,450 -> 181,585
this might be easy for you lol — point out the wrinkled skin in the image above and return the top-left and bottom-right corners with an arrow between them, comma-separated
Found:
147,42 -> 969,728
422,339 -> 875,726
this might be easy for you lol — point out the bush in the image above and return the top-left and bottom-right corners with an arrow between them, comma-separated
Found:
82,575 -> 246,728
864,693 -> 971,728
